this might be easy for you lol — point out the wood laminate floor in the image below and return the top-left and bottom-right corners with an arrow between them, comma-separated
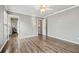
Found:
1,34 -> 79,53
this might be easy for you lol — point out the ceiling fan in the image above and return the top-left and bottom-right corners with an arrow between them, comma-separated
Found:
40,5 -> 53,14
34,5 -> 53,14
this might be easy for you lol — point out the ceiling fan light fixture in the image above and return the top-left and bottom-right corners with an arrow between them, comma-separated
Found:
40,5 -> 47,14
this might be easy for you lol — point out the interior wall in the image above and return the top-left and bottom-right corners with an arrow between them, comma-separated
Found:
0,6 -> 8,51
42,19 -> 46,35
0,6 -> 4,50
8,12 -> 38,38
4,10 -> 8,41
47,6 -> 79,44
19,14 -> 37,38
8,15 -> 12,35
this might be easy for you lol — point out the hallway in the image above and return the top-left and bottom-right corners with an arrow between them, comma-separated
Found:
2,34 -> 79,53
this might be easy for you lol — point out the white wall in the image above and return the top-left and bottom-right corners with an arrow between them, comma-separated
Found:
0,6 -> 4,49
0,6 -> 8,51
4,10 -> 8,41
47,6 -> 79,44
8,15 -> 12,35
42,19 -> 46,35
8,12 -> 38,38
19,14 -> 37,38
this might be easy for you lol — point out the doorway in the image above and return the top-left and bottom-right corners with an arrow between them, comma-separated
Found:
37,18 -> 47,36
11,17 -> 18,35
38,19 -> 42,35
8,15 -> 19,38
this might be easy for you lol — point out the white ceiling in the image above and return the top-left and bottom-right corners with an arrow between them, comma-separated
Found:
7,5 -> 74,18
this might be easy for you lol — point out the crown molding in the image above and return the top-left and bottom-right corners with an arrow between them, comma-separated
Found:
44,5 -> 79,18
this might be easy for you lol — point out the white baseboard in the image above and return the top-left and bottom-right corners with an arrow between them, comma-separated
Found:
0,39 -> 8,52
48,35 -> 79,45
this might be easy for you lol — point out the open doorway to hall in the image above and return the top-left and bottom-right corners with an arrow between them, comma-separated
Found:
8,15 -> 20,38
11,17 -> 18,35
37,18 -> 47,36
38,19 -> 42,35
